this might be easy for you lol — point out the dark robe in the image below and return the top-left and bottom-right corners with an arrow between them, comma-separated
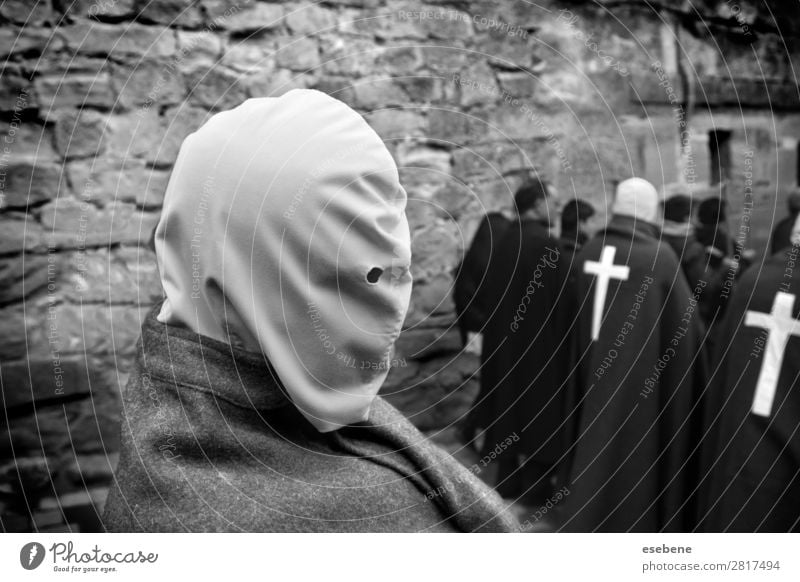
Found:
662,220 -> 729,329
559,229 -> 588,268
102,304 -> 519,532
771,213 -> 798,255
661,220 -> 706,293
696,223 -> 731,258
560,215 -> 707,532
698,248 -> 800,532
453,212 -> 511,345
478,217 -> 572,502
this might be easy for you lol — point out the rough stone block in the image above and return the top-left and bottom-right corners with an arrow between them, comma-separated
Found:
286,2 -> 338,35
486,106 -> 561,142
411,222 -> 460,278
395,143 -> 452,198
418,7 -> 473,40
404,197 -> 439,231
26,55 -> 112,80
0,119 -> 57,161
0,0 -> 53,25
349,8 -> 426,40
319,35 -> 380,76
111,59 -> 186,109
275,36 -> 320,71
58,247 -> 163,304
66,158 -> 170,207
416,43 -> 469,72
64,0 -> 137,18
1,160 -> 65,209
107,106 -> 208,165
365,109 -> 426,141
404,271 -> 456,327
222,40 -> 277,74
0,214 -> 44,254
0,389 -> 121,458
452,142 -> 531,180
0,254 -> 50,305
36,198 -> 161,250
58,21 -> 177,59
185,64 -> 249,110
157,105 -> 212,164
176,30 -> 224,65
0,68 -> 36,113
34,74 -> 116,112
0,304 -> 32,359
25,301 -> 150,357
427,107 -> 490,144
480,27 -> 539,71
431,181 -> 483,221
247,68 -> 310,98
352,77 -> 405,109
224,3 -> 285,33
321,0 -> 380,6
497,71 -> 538,98
374,43 -> 420,75
310,75 -> 356,106
0,27 -> 62,57
137,0 -> 206,28
397,76 -> 446,104
54,109 -> 109,160
1,356 -> 94,408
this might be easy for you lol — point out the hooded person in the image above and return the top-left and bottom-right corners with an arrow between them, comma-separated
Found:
697,214 -> 800,532
661,194 -> 705,290
696,196 -> 731,260
660,194 -> 727,328
453,210 -> 511,348
560,177 -> 707,532
559,198 -> 597,267
101,90 -> 518,533
471,178 -> 573,508
453,210 -> 511,446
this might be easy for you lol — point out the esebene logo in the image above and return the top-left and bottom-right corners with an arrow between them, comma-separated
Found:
19,541 -> 158,574
20,542 -> 46,570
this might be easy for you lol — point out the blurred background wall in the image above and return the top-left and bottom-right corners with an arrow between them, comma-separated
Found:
1,0 -> 799,530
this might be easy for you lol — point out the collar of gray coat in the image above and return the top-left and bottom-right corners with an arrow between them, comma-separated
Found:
139,301 -> 290,412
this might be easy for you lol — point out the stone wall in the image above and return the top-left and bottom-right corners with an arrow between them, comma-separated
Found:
1,0 -> 799,529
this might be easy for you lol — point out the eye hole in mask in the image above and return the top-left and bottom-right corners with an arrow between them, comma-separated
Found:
366,267 -> 383,284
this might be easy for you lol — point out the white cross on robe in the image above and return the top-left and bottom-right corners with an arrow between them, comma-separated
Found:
584,245 -> 630,341
744,291 -> 800,417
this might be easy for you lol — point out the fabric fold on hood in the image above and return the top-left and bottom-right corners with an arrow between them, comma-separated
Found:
154,89 -> 413,432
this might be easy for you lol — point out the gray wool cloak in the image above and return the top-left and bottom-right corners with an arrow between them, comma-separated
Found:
102,305 -> 519,533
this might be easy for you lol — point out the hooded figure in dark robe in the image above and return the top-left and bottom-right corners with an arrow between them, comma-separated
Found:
476,178 -> 573,505
696,196 -> 731,259
453,211 -> 511,347
698,215 -> 800,532
454,210 -> 511,444
101,90 -> 518,533
560,178 -> 707,532
661,194 -> 706,291
559,198 -> 596,268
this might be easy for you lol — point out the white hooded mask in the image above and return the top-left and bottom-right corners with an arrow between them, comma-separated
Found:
154,90 -> 413,432
612,177 -> 659,223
